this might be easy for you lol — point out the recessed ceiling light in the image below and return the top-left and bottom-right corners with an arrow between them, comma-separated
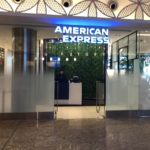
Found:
13,0 -> 24,4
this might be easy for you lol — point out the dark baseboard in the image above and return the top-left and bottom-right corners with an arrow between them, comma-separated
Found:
106,110 -> 150,118
55,104 -> 82,106
0,112 -> 54,120
82,99 -> 104,106
138,110 -> 150,117
106,110 -> 139,118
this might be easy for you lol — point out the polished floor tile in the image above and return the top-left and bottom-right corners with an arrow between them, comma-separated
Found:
1,119 -> 150,150
0,120 -> 20,150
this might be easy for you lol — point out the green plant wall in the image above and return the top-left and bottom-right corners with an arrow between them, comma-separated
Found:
46,42 -> 104,100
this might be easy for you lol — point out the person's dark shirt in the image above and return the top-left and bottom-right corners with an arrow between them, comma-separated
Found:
57,73 -> 67,82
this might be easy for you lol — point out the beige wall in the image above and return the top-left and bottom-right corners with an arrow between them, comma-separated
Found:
109,31 -> 131,44
0,26 -> 12,50
0,25 -> 131,50
37,27 -> 61,40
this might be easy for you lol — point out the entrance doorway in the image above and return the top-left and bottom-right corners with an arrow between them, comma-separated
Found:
44,40 -> 107,119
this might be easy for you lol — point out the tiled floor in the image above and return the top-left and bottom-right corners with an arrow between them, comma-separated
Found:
56,106 -> 105,119
1,118 -> 150,150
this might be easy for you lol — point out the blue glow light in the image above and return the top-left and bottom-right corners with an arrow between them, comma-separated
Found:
49,56 -> 60,68
40,17 -> 129,28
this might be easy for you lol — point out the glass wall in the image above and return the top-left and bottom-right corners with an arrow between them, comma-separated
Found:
107,32 -> 139,112
107,31 -> 150,116
138,31 -> 150,112
0,27 -> 54,119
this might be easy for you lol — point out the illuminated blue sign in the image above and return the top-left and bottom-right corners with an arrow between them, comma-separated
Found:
49,56 -> 60,68
55,26 -> 109,44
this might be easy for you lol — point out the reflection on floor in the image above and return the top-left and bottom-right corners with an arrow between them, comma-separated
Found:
1,119 -> 150,150
56,106 -> 105,119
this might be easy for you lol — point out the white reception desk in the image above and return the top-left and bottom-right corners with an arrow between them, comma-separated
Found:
56,82 -> 82,105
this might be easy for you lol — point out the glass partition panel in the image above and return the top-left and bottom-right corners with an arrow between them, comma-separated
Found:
138,32 -> 150,111
112,62 -> 118,70
106,59 -> 139,111
112,42 -> 118,62
107,31 -> 139,113
139,54 -> 150,110
129,33 -> 137,59
119,47 -> 128,70
11,72 -> 54,113
0,48 -> 4,75
112,42 -> 118,69
108,31 -> 150,116
0,47 -> 54,115
111,31 -> 137,71
118,37 -> 128,49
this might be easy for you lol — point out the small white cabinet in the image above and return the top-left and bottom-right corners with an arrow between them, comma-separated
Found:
69,82 -> 82,105
56,82 -> 82,105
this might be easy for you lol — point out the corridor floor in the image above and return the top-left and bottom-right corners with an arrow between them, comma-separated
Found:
1,118 -> 150,150
56,106 -> 105,119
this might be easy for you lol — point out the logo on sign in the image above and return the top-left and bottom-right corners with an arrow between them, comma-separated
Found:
54,26 -> 109,44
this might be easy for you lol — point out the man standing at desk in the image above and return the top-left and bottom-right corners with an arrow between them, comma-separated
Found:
55,70 -> 69,100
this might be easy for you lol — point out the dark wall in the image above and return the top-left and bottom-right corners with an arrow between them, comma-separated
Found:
0,48 -> 4,75
13,28 -> 37,73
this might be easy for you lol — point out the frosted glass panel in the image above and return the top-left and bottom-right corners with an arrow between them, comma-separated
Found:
0,49 -> 54,113
138,31 -> 150,111
11,73 -> 54,112
139,54 -> 150,110
106,60 -> 139,111
0,73 -> 54,113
